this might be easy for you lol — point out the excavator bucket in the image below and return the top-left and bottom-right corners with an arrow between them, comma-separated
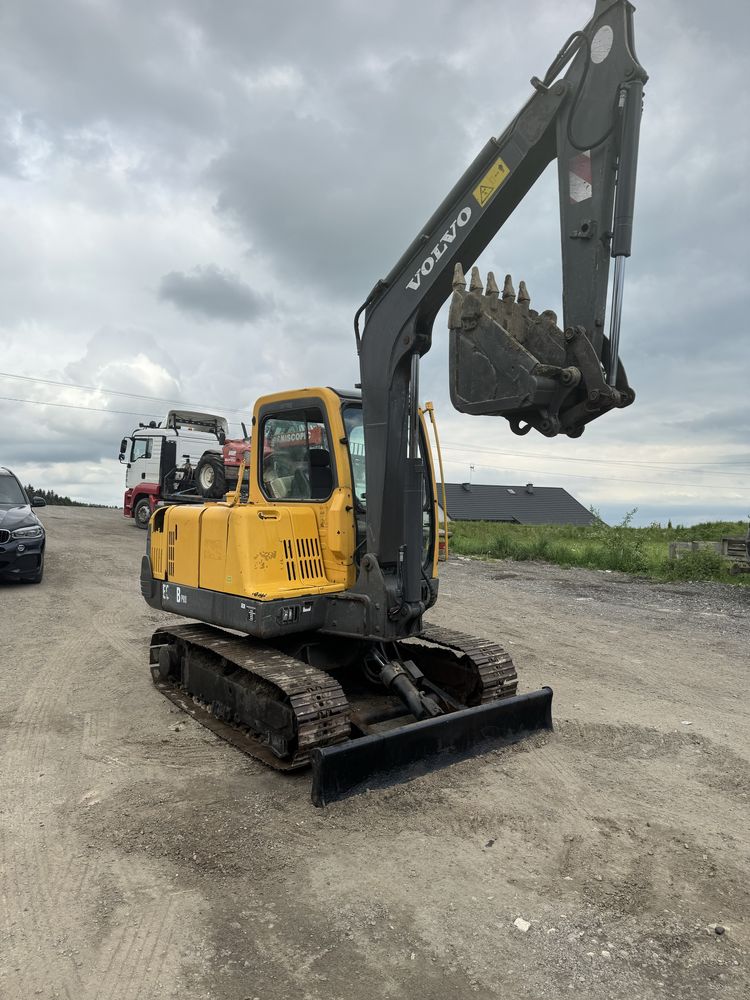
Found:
448,267 -> 635,438
310,686 -> 553,807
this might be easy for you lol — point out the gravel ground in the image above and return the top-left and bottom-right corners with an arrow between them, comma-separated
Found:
1,506 -> 748,1000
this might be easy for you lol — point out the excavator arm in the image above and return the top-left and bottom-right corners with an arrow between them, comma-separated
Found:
353,0 -> 647,636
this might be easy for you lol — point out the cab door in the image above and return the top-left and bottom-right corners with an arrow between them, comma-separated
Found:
250,389 -> 356,590
127,435 -> 161,489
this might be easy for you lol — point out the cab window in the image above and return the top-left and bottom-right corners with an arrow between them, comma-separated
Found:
131,438 -> 152,461
261,407 -> 333,501
343,406 -> 366,508
343,402 -> 434,569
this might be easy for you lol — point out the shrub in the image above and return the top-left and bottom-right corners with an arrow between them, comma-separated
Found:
659,549 -> 728,582
588,508 -> 649,574
448,517 -> 747,586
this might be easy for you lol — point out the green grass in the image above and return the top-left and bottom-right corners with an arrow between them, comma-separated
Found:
448,515 -> 750,585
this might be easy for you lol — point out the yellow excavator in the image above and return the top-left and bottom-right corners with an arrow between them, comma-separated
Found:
140,0 -> 647,805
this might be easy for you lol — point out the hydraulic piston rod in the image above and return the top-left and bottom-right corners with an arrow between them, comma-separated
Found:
608,80 -> 644,386
607,254 -> 626,386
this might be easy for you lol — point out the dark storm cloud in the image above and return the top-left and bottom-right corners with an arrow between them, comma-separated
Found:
0,2 -> 223,154
208,56 -> 480,298
158,265 -> 269,323
665,408 -> 750,447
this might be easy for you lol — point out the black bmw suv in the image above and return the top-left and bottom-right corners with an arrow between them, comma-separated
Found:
0,467 -> 46,584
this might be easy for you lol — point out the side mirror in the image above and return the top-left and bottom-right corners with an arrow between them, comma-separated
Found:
32,496 -> 47,508
119,438 -> 128,462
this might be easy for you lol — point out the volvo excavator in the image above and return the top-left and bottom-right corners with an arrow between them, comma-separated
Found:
140,0 -> 647,805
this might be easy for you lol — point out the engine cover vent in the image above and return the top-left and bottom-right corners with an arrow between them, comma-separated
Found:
282,536 -> 325,583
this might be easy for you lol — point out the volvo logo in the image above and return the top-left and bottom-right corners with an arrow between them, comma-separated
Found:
405,207 -> 472,291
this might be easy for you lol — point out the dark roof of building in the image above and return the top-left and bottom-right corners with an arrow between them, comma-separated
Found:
437,482 -> 595,526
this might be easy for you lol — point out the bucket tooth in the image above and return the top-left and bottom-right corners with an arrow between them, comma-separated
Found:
452,262 -> 466,292
469,266 -> 483,294
485,270 -> 499,308
448,266 -> 466,329
502,274 -> 516,302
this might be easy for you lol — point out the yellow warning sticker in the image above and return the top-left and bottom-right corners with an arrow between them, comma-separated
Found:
473,157 -> 511,207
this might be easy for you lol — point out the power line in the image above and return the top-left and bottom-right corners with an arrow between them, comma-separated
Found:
450,457 -> 750,492
0,395 -> 245,427
2,370 -> 747,474
0,395 -> 163,418
440,439 -> 750,473
1,381 -> 747,490
0,371 -> 252,416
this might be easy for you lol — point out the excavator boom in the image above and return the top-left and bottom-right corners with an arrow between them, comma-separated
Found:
347,0 -> 646,645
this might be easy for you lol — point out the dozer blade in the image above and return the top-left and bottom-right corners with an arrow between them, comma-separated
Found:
310,686 -> 553,807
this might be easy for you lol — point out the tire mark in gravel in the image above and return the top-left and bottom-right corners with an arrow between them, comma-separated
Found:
83,624 -> 232,769
82,616 -> 205,997
42,709 -> 111,910
81,708 -> 120,777
2,511 -> 199,999
2,634 -> 187,1000
89,613 -> 244,769
528,726 -> 626,825
91,886 -> 182,1000
90,599 -> 160,662
0,632 -> 92,997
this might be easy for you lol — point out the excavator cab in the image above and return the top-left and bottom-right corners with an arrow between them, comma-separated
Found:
145,387 -> 440,635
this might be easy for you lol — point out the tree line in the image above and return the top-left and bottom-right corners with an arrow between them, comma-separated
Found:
24,485 -> 111,508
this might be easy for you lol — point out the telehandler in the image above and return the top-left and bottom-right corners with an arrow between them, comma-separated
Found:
140,0 -> 647,805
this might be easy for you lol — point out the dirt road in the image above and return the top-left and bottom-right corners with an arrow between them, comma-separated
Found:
1,506 -> 747,999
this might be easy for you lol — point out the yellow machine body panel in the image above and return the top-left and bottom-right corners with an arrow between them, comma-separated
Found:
156,504 -> 201,588
149,387 -> 362,601
150,500 -> 354,601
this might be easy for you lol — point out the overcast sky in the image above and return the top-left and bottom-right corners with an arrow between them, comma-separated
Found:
1,0 -> 748,525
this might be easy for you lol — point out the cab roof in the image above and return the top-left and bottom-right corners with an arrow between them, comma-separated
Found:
330,388 -> 361,402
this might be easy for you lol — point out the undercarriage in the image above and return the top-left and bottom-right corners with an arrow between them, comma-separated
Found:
149,622 -> 552,805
